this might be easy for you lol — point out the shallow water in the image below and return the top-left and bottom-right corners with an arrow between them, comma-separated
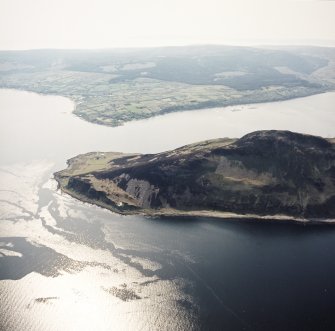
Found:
0,89 -> 335,330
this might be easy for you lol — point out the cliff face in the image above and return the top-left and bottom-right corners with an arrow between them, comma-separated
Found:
55,131 -> 335,219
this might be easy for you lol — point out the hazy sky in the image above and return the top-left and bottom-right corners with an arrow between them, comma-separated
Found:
0,0 -> 334,50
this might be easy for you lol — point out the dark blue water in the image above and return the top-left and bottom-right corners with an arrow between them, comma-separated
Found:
3,207 -> 335,330
104,216 -> 335,330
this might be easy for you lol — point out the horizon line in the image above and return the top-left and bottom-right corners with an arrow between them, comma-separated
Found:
1,41 -> 335,52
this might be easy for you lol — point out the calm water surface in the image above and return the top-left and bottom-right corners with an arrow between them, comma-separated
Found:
0,89 -> 335,330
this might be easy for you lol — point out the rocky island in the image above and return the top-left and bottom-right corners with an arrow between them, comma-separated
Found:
55,130 -> 335,222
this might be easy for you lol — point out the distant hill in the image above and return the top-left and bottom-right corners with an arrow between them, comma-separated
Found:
55,130 -> 335,222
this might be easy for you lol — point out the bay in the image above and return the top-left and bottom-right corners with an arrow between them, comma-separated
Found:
0,89 -> 335,331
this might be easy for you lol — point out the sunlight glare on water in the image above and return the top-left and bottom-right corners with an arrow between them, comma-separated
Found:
1,89 -> 335,330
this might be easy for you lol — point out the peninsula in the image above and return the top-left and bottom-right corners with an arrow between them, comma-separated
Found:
55,130 -> 335,222
1,46 -> 335,126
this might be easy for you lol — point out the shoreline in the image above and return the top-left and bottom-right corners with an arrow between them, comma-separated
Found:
0,87 -> 333,128
53,130 -> 335,226
69,87 -> 335,128
54,174 -> 335,225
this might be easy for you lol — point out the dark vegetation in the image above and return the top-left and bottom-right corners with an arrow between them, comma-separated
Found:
56,131 -> 335,219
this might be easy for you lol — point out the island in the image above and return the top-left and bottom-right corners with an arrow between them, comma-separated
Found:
55,130 -> 335,223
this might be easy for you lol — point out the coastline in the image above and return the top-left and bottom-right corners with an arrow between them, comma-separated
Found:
67,87 -> 334,128
54,174 -> 335,225
0,87 -> 333,128
53,129 -> 335,226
